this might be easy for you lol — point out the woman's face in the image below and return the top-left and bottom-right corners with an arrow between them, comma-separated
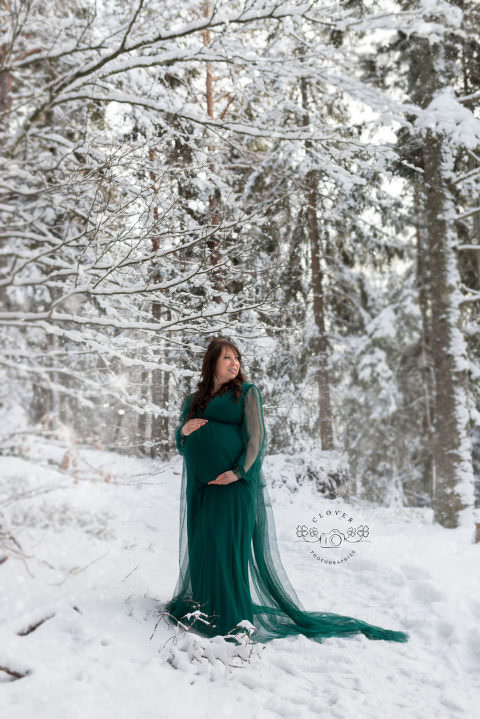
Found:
215,345 -> 240,385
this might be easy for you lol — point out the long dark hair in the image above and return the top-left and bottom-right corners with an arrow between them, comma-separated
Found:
186,337 -> 247,419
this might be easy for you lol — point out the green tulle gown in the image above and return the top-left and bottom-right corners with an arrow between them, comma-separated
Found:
163,381 -> 409,646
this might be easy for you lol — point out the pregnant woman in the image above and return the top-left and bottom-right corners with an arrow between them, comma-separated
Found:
163,337 -> 409,645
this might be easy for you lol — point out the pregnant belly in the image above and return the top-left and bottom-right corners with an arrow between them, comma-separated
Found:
184,419 -> 243,485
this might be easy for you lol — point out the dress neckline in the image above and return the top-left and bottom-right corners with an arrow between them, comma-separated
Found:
202,382 -> 247,407
207,386 -> 231,402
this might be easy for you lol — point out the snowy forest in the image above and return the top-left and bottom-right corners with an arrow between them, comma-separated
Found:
2,0 -> 480,531
2,0 -> 480,712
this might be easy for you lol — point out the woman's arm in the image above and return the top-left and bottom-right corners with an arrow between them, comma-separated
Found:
231,384 -> 266,481
175,392 -> 193,455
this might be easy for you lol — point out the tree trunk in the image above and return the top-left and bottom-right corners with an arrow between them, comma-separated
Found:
406,26 -> 476,530
415,176 -> 435,504
423,130 -> 474,527
300,73 -> 334,451
202,1 -> 223,303
137,367 -> 149,455
146,146 -> 170,459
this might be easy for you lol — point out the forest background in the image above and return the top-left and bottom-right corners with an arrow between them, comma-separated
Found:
1,0 -> 480,537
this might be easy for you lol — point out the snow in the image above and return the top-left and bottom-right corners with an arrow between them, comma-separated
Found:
420,0 -> 463,28
1,435 -> 479,718
415,87 -> 480,150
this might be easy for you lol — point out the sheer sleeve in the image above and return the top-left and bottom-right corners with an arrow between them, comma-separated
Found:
175,392 -> 193,455
231,384 -> 266,482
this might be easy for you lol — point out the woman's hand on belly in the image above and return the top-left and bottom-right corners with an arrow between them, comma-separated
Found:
182,418 -> 208,436
208,470 -> 239,486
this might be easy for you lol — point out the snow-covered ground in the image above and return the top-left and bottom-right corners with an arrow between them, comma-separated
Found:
1,435 -> 479,719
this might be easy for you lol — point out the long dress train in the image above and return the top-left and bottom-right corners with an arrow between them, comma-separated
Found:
163,381 -> 409,645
